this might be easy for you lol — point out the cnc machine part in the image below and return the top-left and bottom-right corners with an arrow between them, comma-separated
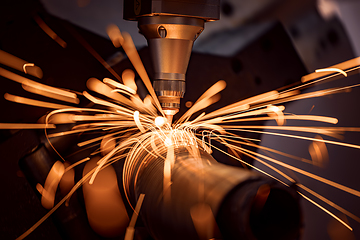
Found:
139,16 -> 204,110
124,0 -> 220,112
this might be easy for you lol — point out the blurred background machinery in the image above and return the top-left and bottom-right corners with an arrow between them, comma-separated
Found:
1,0 -> 360,239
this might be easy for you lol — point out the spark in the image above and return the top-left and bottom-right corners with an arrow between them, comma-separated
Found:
34,15 -> 67,48
0,123 -> 55,129
125,194 -> 145,240
104,77 -> 136,95
155,116 -> 166,127
225,138 -> 360,198
309,135 -> 329,167
302,56 -> 360,83
163,144 -> 173,202
316,68 -> 348,77
4,93 -> 72,109
177,80 -> 226,124
0,67 -> 78,103
227,128 -> 360,150
122,69 -> 137,93
298,184 -> 360,223
222,114 -> 338,125
38,161 -> 65,209
209,136 -> 360,225
106,24 -> 124,48
266,105 -> 285,125
134,111 -> 146,133
0,50 -> 43,78
22,63 -> 34,74
298,192 -> 352,231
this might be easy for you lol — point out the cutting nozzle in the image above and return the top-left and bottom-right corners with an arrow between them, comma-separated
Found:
123,0 -> 220,113
138,16 -> 204,110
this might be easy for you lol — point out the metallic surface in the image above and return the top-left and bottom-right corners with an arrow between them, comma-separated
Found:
123,0 -> 220,21
124,145 -> 302,240
124,0 -> 220,111
139,16 -> 204,109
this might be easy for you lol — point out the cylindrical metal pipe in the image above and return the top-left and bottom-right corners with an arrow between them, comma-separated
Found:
123,134 -> 302,240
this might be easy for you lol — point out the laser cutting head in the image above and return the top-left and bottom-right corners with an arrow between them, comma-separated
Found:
123,0 -> 220,115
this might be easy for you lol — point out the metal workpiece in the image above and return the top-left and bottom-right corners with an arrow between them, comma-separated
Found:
124,143 -> 302,240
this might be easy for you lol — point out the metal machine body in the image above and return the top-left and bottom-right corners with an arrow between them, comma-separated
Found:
124,0 -> 220,115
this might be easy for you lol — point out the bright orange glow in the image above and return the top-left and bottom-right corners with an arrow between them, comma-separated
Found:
163,155 -> 172,202
22,79 -> 77,99
134,111 -> 146,133
106,24 -> 124,48
103,77 -> 136,95
100,135 -> 116,156
83,158 -> 129,237
59,162 -> 75,196
48,113 -> 75,124
4,93 -> 72,109
267,105 -> 285,125
40,161 -> 65,209
155,116 -> 166,127
22,83 -> 79,104
86,77 -> 135,109
163,141 -> 174,202
122,69 -> 137,93
0,123 -> 55,129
